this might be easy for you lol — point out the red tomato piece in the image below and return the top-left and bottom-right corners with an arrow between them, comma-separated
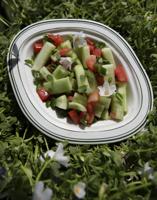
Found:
59,48 -> 71,56
95,74 -> 104,86
88,45 -> 95,54
88,90 -> 100,103
68,110 -> 80,124
79,112 -> 85,119
37,88 -> 50,102
93,48 -> 102,57
33,41 -> 43,54
115,64 -> 128,82
86,112 -> 95,125
86,38 -> 94,46
47,33 -> 64,46
86,55 -> 97,72
86,102 -> 96,114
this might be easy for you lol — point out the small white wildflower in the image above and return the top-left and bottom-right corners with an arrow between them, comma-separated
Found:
40,143 -> 70,167
33,181 -> 53,200
40,150 -> 55,162
73,32 -> 87,48
139,162 -> 154,180
53,143 -> 70,167
60,57 -> 72,70
73,182 -> 86,199
98,80 -> 116,96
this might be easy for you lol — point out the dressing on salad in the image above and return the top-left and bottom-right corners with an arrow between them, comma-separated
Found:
27,32 -> 128,126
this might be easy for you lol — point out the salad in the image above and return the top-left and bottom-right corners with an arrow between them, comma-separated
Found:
27,32 -> 128,126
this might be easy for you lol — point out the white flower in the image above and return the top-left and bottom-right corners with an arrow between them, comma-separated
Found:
53,143 -> 70,167
73,32 -> 87,48
40,150 -> 55,162
98,80 -> 116,96
33,181 -> 53,200
73,182 -> 86,199
139,162 -> 154,180
60,57 -> 72,70
40,143 -> 70,167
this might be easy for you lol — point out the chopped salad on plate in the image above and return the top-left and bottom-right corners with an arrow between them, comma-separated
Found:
26,32 -> 128,126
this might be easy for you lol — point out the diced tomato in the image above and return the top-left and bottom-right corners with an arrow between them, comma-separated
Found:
59,48 -> 71,56
86,112 -> 95,125
47,33 -> 64,46
86,38 -> 94,46
67,96 -> 73,102
33,41 -> 43,54
37,88 -> 50,102
115,64 -> 128,82
68,110 -> 80,124
86,102 -> 96,114
79,111 -> 85,119
95,74 -> 104,86
88,90 -> 100,103
93,48 -> 102,57
88,45 -> 95,54
86,55 -> 97,72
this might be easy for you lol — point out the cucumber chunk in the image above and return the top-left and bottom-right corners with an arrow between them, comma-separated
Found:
95,103 -> 106,118
101,47 -> 116,69
95,97 -> 111,118
60,40 -> 72,49
69,102 -> 87,112
55,95 -> 68,110
99,96 -> 111,110
53,65 -> 69,79
110,93 -> 124,121
32,42 -> 55,71
75,45 -> 90,68
117,83 -> 128,114
73,93 -> 87,106
101,110 -> 110,120
102,64 -> 115,85
74,64 -> 92,94
43,76 -> 72,94
86,70 -> 97,92
39,66 -> 51,81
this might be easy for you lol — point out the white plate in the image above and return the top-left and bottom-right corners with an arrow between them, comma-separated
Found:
7,19 -> 153,144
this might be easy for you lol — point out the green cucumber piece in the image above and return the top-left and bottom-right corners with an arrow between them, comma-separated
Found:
110,93 -> 124,121
32,42 -> 55,70
99,96 -> 111,110
67,50 -> 82,64
74,65 -> 92,94
51,51 -> 60,62
102,64 -> 115,84
117,83 -> 128,114
101,110 -> 110,120
39,66 -> 51,80
55,95 -> 68,110
101,47 -> 116,69
43,76 -> 72,94
73,93 -> 87,106
94,103 -> 106,118
53,65 -> 69,79
86,70 -> 97,92
59,40 -> 72,49
75,45 -> 90,68
95,97 -> 111,118
69,102 -> 87,112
